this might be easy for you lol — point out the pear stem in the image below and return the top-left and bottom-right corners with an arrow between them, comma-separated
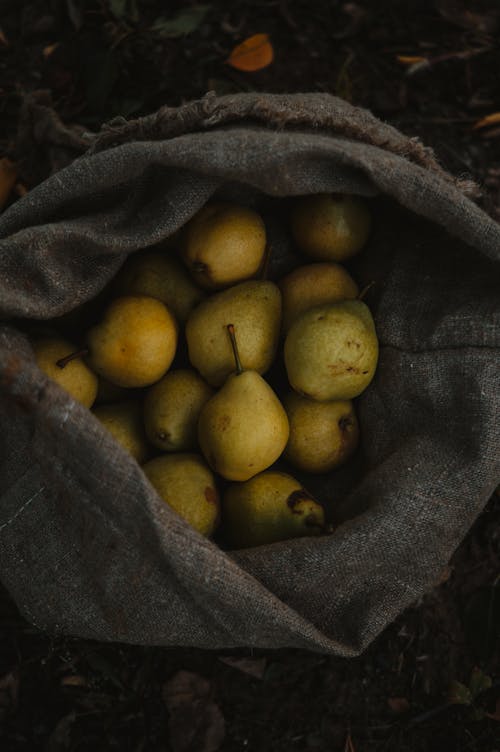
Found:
357,281 -> 375,301
226,324 -> 243,375
56,347 -> 89,369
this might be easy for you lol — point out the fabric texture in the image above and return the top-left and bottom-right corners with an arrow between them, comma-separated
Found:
0,92 -> 498,655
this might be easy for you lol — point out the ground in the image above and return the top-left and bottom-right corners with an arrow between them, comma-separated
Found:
1,1 -> 499,750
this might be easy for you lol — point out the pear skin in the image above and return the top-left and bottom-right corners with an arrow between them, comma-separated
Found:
186,280 -> 281,387
284,300 -> 378,401
33,336 -> 98,408
86,295 -> 178,388
143,369 -> 214,451
142,453 -> 220,537
181,202 -> 266,290
284,392 -> 359,473
279,262 -> 359,333
112,251 -> 204,324
93,401 -> 150,464
291,194 -> 371,261
223,471 -> 325,548
198,370 -> 289,481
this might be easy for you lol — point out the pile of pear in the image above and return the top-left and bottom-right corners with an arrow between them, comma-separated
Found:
31,195 -> 378,549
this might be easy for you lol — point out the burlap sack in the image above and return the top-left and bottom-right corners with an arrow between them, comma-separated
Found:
0,93 -> 498,655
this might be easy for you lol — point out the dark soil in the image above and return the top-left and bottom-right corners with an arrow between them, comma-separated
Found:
1,1 -> 499,750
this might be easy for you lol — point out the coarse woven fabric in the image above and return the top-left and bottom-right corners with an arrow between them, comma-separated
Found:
0,92 -> 499,655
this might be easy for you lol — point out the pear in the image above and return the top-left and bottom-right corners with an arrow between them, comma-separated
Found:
223,471 -> 325,548
86,295 -> 178,388
112,251 -> 204,324
33,336 -> 98,408
291,193 -> 371,261
284,300 -> 378,401
284,392 -> 359,473
198,325 -> 289,481
142,453 -> 220,537
181,202 -> 266,290
186,280 -> 281,387
93,401 -> 150,464
143,369 -> 214,451
279,262 -> 359,333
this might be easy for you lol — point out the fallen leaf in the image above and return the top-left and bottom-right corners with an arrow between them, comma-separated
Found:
0,158 -> 18,211
227,34 -> 274,72
43,42 -> 60,58
45,712 -> 77,751
435,0 -> 499,34
152,6 -> 210,38
485,697 -> 500,722
448,679 -> 472,706
344,731 -> 356,752
61,674 -> 87,687
0,670 -> 19,712
387,696 -> 410,714
218,656 -> 267,679
469,667 -> 492,699
472,112 -> 500,130
396,55 -> 427,65
163,670 -> 225,752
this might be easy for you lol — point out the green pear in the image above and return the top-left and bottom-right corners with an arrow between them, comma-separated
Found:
142,453 -> 220,537
186,280 -> 281,387
279,262 -> 359,333
33,336 -> 98,408
223,471 -> 325,548
284,300 -> 378,401
291,193 -> 371,261
93,401 -> 150,464
181,202 -> 266,290
143,369 -> 214,451
284,392 -> 359,473
198,325 -> 289,481
112,251 -> 204,324
86,295 -> 178,388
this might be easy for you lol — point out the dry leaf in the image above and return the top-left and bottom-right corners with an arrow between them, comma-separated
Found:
43,42 -> 60,59
344,731 -> 356,752
387,696 -> 410,713
61,674 -> 87,687
472,112 -> 500,130
0,157 -> 18,211
227,33 -> 274,72
396,55 -> 427,65
218,656 -> 267,679
0,670 -> 19,712
485,697 -> 500,722
163,670 -> 225,752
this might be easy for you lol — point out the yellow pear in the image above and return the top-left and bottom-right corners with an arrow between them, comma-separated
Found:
33,336 -> 98,408
181,202 -> 266,290
93,401 -> 150,464
143,369 -> 214,451
198,325 -> 289,481
86,295 -> 178,388
279,262 -> 359,333
284,392 -> 359,473
223,471 -> 325,548
186,280 -> 281,387
142,453 -> 220,537
284,300 -> 379,401
291,193 -> 371,261
112,251 -> 204,324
